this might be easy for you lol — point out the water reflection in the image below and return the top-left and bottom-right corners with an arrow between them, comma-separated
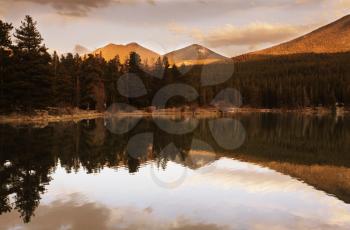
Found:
0,114 -> 350,229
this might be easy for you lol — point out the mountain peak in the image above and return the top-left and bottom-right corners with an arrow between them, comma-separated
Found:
93,42 -> 160,64
189,43 -> 202,48
126,42 -> 140,47
165,44 -> 228,66
105,43 -> 118,48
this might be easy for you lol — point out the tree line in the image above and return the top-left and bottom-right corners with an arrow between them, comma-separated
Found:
1,15 -> 349,114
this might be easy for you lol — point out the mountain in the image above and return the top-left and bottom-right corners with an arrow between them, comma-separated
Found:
164,44 -> 229,65
92,42 -> 160,64
235,15 -> 350,59
73,45 -> 90,56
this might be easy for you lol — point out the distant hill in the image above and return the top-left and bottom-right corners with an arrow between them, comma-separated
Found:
164,44 -> 229,66
92,42 -> 160,65
73,45 -> 90,56
234,15 -> 350,60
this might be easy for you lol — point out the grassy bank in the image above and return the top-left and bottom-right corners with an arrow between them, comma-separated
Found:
1,106 -> 349,125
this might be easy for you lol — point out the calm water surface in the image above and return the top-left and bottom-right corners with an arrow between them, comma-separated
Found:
1,113 -> 350,229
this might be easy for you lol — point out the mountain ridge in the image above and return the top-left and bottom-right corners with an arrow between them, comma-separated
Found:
234,15 -> 350,60
92,43 -> 229,66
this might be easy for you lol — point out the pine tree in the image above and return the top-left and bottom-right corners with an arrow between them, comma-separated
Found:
73,54 -> 82,108
14,16 -> 43,52
79,54 -> 106,111
51,51 -> 59,105
54,53 -> 79,107
104,55 -> 122,106
153,57 -> 163,79
128,52 -> 141,73
0,20 -> 13,112
11,15 -> 52,112
162,56 -> 170,70
0,20 -> 12,48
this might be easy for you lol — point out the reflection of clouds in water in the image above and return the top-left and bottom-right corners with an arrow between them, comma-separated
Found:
0,193 -> 227,230
185,159 -> 350,228
0,194 -> 111,230
2,158 -> 350,229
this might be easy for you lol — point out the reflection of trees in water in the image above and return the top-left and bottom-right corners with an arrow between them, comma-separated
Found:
234,114 -> 350,167
0,126 -> 54,223
1,114 -> 350,222
153,121 -> 193,170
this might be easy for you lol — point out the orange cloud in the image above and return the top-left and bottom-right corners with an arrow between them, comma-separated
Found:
170,22 -> 314,48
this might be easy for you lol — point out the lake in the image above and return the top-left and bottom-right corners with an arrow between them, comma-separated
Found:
1,113 -> 350,229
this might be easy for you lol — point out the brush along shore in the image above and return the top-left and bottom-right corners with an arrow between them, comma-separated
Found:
0,106 -> 348,125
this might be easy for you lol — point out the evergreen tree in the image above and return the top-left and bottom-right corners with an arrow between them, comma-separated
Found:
153,57 -> 163,79
51,51 -> 59,105
0,21 -> 12,49
14,16 -> 43,52
169,64 -> 180,83
128,51 -> 141,73
73,54 -> 82,107
79,54 -> 105,111
0,20 -> 13,112
11,15 -> 52,112
162,56 -> 170,70
104,55 -> 122,106
53,53 -> 79,107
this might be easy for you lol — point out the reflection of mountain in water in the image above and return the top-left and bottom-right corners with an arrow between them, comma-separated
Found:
1,114 -> 350,222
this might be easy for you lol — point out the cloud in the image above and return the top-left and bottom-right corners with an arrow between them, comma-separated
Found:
168,23 -> 189,35
2,0 -> 342,56
12,0 -> 113,16
333,0 -> 350,16
337,0 -> 350,7
9,0 -> 327,18
170,22 -> 313,48
10,0 -> 158,16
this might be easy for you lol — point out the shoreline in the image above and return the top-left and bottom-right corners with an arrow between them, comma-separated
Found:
0,107 -> 348,125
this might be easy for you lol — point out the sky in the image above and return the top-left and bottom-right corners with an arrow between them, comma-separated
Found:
1,0 -> 350,57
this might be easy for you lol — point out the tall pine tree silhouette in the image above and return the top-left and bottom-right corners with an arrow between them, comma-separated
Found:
0,20 -> 13,112
12,15 -> 52,112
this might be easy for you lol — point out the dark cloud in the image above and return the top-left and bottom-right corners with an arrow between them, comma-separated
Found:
13,0 -> 113,16
11,0 -> 159,16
